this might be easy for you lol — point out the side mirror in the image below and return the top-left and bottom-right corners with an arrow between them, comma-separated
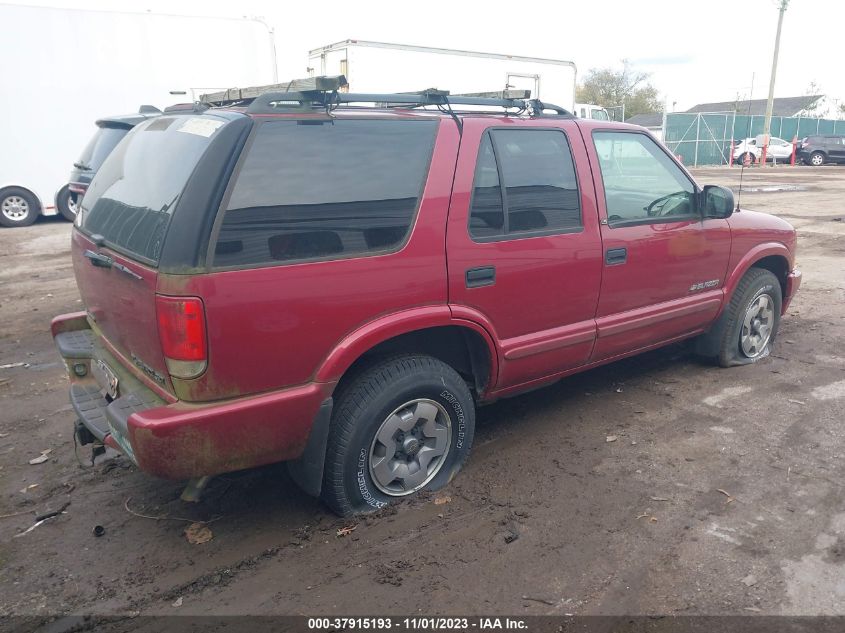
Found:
701,185 -> 735,219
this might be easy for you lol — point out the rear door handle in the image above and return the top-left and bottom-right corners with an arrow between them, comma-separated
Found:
605,247 -> 627,265
466,266 -> 496,288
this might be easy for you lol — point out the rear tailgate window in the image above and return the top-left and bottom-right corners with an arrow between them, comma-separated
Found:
77,115 -> 226,264
75,125 -> 130,173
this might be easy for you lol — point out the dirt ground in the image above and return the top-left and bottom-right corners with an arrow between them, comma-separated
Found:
1,165 -> 844,627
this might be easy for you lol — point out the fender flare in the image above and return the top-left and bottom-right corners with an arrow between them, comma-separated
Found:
719,242 -> 791,319
313,305 -> 500,391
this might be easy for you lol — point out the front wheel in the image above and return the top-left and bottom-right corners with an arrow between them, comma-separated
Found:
809,151 -> 826,167
716,268 -> 782,367
321,355 -> 475,516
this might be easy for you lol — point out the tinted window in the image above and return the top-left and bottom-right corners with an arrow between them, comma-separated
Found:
75,125 -> 130,172
593,132 -> 695,226
468,134 -> 504,238
79,116 -> 224,263
214,119 -> 437,267
468,129 -> 581,240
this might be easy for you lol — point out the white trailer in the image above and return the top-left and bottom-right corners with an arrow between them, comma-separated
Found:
308,40 -> 577,112
0,4 -> 277,227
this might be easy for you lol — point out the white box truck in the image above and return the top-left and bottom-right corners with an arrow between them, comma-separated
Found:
307,40 -> 577,112
0,4 -> 277,227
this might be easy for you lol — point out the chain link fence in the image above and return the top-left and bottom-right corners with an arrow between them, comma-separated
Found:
661,112 -> 845,166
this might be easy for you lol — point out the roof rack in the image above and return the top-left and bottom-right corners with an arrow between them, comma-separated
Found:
200,76 -> 349,105
199,76 -> 572,117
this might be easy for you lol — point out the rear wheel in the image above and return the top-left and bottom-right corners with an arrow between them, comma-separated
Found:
809,151 -> 826,166
716,268 -> 782,367
321,355 -> 475,516
57,185 -> 79,222
0,188 -> 39,227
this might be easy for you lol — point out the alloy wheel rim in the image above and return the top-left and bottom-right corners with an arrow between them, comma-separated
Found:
2,196 -> 29,221
368,398 -> 452,496
740,293 -> 774,358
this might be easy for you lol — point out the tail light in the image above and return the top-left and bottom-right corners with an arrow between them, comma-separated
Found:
68,183 -> 88,195
156,295 -> 207,379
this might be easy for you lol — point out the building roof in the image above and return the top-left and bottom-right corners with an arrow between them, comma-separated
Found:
625,113 -> 663,127
686,95 -> 823,116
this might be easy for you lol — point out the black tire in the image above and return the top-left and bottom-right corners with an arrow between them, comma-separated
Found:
0,187 -> 39,227
741,152 -> 756,166
321,355 -> 475,516
809,151 -> 826,167
56,185 -> 79,222
713,268 -> 782,367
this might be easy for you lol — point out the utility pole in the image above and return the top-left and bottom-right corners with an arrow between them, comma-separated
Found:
761,0 -> 789,166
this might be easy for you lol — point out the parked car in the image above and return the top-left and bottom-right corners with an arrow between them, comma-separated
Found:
797,135 -> 845,166
60,108 -> 162,221
53,84 -> 801,516
732,137 -> 794,164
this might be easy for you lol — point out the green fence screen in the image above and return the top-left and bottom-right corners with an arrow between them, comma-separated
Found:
662,113 -> 845,166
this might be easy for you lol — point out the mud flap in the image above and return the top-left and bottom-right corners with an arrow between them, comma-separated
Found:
287,397 -> 333,497
694,308 -> 730,358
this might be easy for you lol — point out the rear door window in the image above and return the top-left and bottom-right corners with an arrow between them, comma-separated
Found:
78,115 -> 225,264
468,128 -> 581,240
213,119 -> 437,267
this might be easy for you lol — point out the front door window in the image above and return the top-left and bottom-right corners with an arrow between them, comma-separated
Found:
592,131 -> 696,226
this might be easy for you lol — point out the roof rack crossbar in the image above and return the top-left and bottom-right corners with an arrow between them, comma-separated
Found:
245,91 -> 529,113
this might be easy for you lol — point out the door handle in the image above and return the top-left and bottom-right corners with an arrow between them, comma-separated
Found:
605,247 -> 627,265
466,266 -> 496,288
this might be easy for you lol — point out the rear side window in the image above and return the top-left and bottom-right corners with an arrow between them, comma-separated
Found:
79,116 -> 224,263
75,125 -> 129,172
468,129 -> 581,240
214,119 -> 437,267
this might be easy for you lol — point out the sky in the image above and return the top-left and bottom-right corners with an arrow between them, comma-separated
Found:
10,0 -> 844,112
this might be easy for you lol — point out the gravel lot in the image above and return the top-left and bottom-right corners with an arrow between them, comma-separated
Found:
1,165 -> 843,628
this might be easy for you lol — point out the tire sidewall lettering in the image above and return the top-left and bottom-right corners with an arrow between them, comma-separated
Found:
356,447 -> 387,509
439,389 -> 466,450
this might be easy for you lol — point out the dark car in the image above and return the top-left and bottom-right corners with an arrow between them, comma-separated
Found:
797,135 -> 845,166
58,106 -> 163,221
53,81 -> 800,516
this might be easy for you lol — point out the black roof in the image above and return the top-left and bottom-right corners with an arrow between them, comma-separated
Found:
686,95 -> 823,116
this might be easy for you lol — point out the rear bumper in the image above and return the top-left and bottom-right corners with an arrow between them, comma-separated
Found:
783,267 -> 802,313
52,312 -> 332,480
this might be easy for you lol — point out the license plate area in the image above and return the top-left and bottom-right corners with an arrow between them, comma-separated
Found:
92,358 -> 119,400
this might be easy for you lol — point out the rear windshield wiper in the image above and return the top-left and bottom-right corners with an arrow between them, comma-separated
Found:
73,161 -> 93,171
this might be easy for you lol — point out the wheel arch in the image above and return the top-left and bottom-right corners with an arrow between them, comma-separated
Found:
316,308 -> 498,402
722,244 -> 791,316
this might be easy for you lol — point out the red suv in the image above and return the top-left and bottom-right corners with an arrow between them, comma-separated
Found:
53,85 -> 801,515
